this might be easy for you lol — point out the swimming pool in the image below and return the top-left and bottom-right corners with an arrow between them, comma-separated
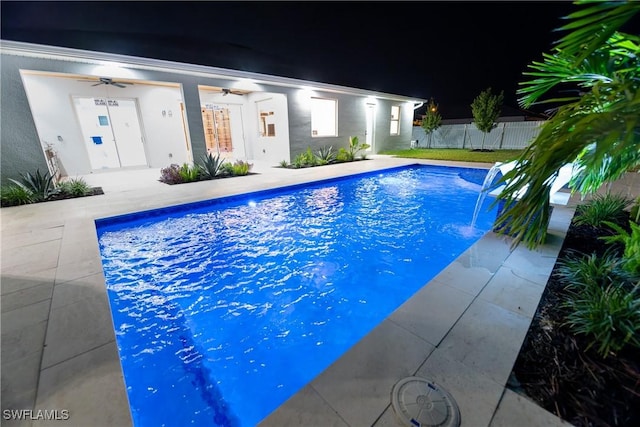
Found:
96,164 -> 497,426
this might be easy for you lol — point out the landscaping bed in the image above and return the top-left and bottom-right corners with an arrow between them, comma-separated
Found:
42,186 -> 104,201
1,171 -> 104,208
279,136 -> 370,169
509,200 -> 640,426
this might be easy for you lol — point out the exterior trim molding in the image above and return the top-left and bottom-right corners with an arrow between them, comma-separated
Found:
1,39 -> 427,103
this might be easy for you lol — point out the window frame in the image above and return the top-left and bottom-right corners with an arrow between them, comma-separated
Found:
390,105 -> 401,136
311,97 -> 338,137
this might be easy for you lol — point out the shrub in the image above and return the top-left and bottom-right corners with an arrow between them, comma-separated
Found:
303,147 -> 318,167
601,221 -> 640,275
287,140 -> 368,169
178,163 -> 201,182
230,160 -> 253,176
316,146 -> 336,164
0,184 -> 34,206
335,147 -> 351,162
631,196 -> 639,223
198,152 -> 225,179
573,192 -> 632,228
292,153 -> 307,169
9,169 -> 55,201
58,177 -> 91,197
562,282 -> 640,357
348,136 -> 370,160
279,160 -> 289,168
219,162 -> 234,176
555,250 -> 637,291
159,164 -> 184,184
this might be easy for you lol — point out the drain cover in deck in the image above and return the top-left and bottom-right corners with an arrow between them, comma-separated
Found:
391,376 -> 461,427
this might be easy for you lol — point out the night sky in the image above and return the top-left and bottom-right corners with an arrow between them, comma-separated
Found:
0,1 -> 614,118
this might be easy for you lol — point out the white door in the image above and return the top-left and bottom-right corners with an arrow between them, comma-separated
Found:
73,97 -> 120,169
107,99 -> 147,167
365,103 -> 376,152
73,97 -> 147,170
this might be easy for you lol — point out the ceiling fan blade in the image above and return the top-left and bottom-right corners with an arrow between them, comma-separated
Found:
113,83 -> 127,88
91,82 -> 103,86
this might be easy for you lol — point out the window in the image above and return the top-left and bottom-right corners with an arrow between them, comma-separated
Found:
390,105 -> 401,135
259,110 -> 276,137
311,97 -> 337,137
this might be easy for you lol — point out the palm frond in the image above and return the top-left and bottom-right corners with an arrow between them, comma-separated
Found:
554,0 -> 640,62
495,74 -> 640,249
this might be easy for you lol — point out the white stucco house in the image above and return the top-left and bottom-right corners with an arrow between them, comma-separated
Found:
1,40 -> 425,185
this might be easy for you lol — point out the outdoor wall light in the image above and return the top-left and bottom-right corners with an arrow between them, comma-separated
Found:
296,87 -> 317,104
91,62 -> 137,79
231,79 -> 261,92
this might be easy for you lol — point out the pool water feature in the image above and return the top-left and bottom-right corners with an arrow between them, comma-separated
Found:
95,164 -> 498,427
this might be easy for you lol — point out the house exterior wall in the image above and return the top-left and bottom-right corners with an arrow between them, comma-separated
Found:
374,101 -> 415,153
1,55 -> 50,183
19,73 -> 191,175
1,45 -> 420,185
246,92 -> 290,164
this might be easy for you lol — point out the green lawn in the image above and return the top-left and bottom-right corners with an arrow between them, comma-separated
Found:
380,148 -> 525,163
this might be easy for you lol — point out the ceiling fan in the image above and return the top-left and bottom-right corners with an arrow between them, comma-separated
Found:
221,88 -> 245,96
79,77 -> 133,88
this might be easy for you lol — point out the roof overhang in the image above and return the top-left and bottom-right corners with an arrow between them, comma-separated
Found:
1,40 -> 427,104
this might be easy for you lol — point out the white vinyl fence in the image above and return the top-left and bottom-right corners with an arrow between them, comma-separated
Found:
411,121 -> 545,150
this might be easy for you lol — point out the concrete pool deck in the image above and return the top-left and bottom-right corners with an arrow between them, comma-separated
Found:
3,155 -> 633,427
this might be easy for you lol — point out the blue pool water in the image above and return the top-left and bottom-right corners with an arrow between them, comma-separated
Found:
96,164 -> 497,426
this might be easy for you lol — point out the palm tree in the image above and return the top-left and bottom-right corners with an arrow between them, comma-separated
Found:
493,0 -> 640,249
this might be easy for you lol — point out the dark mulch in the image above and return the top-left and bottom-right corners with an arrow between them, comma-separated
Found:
159,172 -> 258,185
509,215 -> 640,427
46,186 -> 104,201
1,187 -> 104,207
280,158 -> 370,170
